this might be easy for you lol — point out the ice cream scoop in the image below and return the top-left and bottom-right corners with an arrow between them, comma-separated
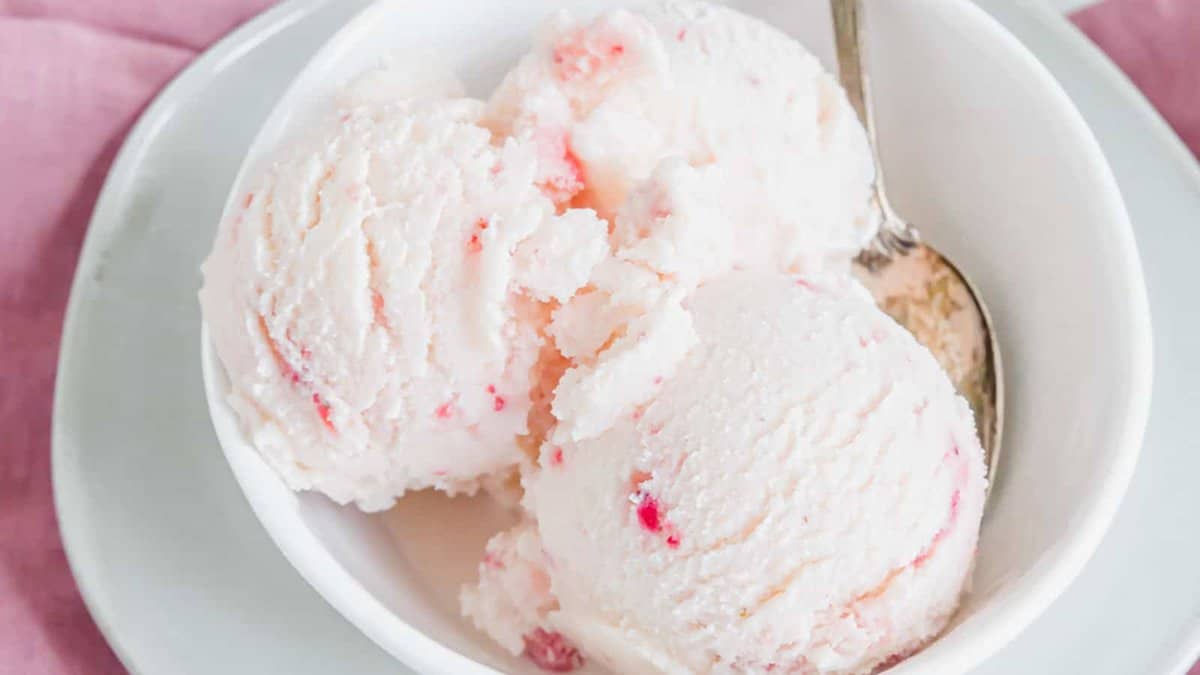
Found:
487,0 -> 879,278
464,271 -> 987,674
200,89 -> 606,511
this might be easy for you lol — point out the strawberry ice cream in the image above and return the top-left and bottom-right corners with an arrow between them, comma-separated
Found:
199,1 -> 989,670
200,87 -> 606,511
487,0 -> 878,278
463,271 -> 986,674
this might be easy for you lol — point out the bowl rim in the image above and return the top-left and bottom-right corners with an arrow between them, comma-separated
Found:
879,1 -> 1152,673
199,0 -> 1154,673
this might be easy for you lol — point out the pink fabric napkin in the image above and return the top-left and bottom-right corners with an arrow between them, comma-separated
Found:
0,2 -> 272,673
0,1 -> 1194,673
1074,0 -> 1200,158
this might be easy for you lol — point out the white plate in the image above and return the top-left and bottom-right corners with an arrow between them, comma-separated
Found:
52,1 -> 1200,673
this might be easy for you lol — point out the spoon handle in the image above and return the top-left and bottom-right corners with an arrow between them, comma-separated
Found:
831,0 -> 875,146
830,0 -> 918,261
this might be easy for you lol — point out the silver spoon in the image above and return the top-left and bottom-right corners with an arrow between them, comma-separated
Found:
831,0 -> 1004,485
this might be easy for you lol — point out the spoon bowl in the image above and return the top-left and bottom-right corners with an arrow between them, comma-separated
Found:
854,244 -> 1004,478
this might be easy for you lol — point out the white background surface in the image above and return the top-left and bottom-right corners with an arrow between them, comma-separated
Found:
52,1 -> 1199,674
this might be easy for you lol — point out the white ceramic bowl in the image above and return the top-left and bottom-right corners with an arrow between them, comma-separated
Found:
200,0 -> 1152,672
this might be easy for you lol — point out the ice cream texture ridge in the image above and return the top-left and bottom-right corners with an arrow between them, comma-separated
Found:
199,1 -> 988,673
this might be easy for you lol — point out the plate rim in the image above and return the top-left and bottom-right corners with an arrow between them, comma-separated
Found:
49,0 -> 349,671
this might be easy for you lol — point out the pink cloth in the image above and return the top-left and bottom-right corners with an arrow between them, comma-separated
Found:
1074,0 -> 1200,158
0,2 -> 272,673
0,1 -> 1193,673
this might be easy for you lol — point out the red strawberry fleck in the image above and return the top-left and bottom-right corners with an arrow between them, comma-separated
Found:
535,131 -> 586,203
467,218 -> 490,253
552,35 -> 626,81
486,384 -> 496,395
795,278 -> 816,291
636,493 -> 663,533
676,28 -> 687,41
493,396 -> 506,412
371,291 -> 388,328
435,400 -> 456,420
280,360 -> 301,384
313,393 -> 335,431
652,375 -> 663,385
633,489 -> 681,547
522,629 -> 583,672
482,552 -> 505,570
550,447 -> 564,467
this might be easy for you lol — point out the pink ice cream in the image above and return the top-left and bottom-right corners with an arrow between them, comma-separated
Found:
486,0 -> 878,278
200,81 -> 607,510
463,271 -> 986,674
198,1 -> 988,670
